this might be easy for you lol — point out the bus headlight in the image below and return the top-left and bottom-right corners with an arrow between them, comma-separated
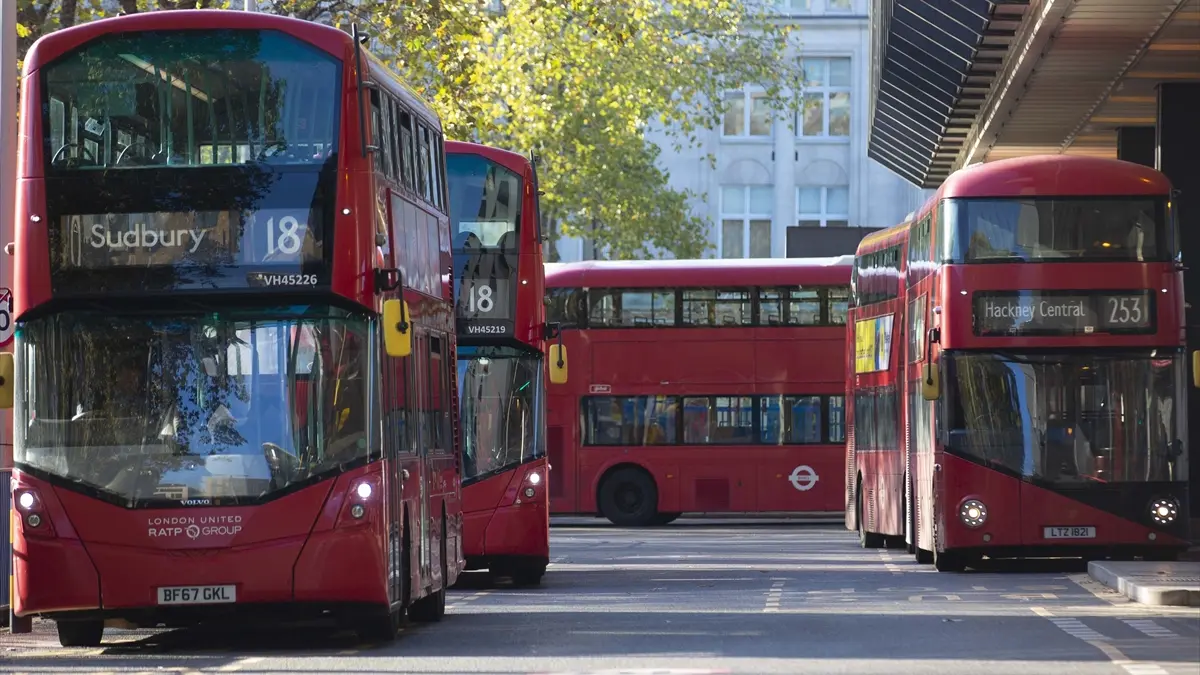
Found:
1150,498 -> 1178,525
958,499 -> 988,528
523,487 -> 536,499
350,504 -> 366,519
16,491 -> 36,511
526,471 -> 541,485
355,482 -> 373,500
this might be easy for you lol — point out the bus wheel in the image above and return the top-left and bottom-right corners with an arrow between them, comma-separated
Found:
598,467 -> 658,527
355,609 -> 401,644
934,548 -> 967,573
511,561 -> 547,587
652,512 -> 682,525
856,482 -> 885,549
904,473 -> 917,555
57,619 -> 104,647
409,519 -> 448,622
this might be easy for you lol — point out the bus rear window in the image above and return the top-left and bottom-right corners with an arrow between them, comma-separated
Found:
42,29 -> 340,171
945,197 -> 1170,263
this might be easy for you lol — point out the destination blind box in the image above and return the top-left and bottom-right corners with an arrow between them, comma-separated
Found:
973,290 -> 1156,336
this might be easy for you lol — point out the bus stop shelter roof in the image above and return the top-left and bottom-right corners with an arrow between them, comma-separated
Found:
867,0 -> 1200,189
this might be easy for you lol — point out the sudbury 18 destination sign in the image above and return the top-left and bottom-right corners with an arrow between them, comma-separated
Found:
974,290 -> 1154,336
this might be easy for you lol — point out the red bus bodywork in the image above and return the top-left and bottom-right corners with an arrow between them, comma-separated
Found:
847,155 -> 1191,570
11,10 -> 464,645
446,142 -> 550,584
546,257 -> 852,525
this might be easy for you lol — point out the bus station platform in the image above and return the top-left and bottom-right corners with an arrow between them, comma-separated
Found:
1088,560 -> 1200,607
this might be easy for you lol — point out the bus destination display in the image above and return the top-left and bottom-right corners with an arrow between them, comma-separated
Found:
974,290 -> 1154,336
56,209 -> 322,271
454,224 -> 517,338
457,276 -> 514,337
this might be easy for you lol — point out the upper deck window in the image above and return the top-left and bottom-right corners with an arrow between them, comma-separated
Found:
945,197 -> 1170,264
447,152 -> 524,337
42,30 -> 340,172
447,153 -> 522,253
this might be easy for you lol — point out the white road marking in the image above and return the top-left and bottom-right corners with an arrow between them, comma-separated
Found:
1032,607 -> 1169,675
764,580 -> 784,613
448,589 -> 491,611
878,549 -> 903,575
217,657 -> 264,672
1122,619 -> 1179,639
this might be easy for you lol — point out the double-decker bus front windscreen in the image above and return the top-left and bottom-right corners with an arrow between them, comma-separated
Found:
15,306 -> 372,507
456,345 -> 544,485
944,197 -> 1171,263
446,154 -> 522,338
944,351 -> 1185,485
41,29 -> 340,293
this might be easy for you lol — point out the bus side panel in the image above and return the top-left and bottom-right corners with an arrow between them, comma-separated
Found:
482,458 -> 550,559
462,472 -> 512,559
936,453 -> 1022,552
12,473 -> 100,615
294,470 -> 389,604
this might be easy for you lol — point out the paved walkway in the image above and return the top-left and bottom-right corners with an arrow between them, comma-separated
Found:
1089,560 -> 1200,606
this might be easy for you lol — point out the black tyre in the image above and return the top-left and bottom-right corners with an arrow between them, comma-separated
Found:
905,473 -> 917,554
857,481 -> 886,549
511,561 -> 547,587
410,518 -> 448,622
57,620 -> 104,647
598,467 -> 658,526
934,547 -> 967,573
355,609 -> 401,644
653,512 -> 682,525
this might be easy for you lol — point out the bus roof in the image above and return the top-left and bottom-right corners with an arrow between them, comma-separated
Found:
446,141 -> 530,175
25,10 -> 347,74
545,256 -> 853,288
938,155 -> 1172,200
857,221 -> 911,253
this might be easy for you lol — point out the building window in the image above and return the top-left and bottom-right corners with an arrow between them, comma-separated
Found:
775,0 -> 812,12
797,186 -> 849,228
722,88 -> 772,138
828,0 -> 853,12
720,186 -> 773,258
797,57 -> 851,138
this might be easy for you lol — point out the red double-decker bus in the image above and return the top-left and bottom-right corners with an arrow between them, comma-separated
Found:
5,10 -> 464,646
847,155 -> 1191,571
545,258 -> 851,525
445,142 -> 565,586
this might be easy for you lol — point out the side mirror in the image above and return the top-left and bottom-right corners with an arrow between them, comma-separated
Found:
0,352 -> 13,409
1193,351 -> 1200,388
547,344 -> 568,385
921,362 -> 940,401
382,299 -> 413,358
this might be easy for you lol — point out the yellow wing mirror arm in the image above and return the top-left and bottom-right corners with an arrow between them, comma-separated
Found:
381,271 -> 412,358
0,352 -> 14,409
546,322 -> 568,385
921,327 -> 941,401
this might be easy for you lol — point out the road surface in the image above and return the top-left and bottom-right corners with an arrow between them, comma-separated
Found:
3,523 -> 1198,674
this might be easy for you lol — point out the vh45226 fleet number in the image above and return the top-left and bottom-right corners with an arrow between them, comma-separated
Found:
249,273 -> 318,287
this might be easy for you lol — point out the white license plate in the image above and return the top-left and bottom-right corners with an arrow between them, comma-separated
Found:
1043,526 -> 1096,539
157,585 -> 237,605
